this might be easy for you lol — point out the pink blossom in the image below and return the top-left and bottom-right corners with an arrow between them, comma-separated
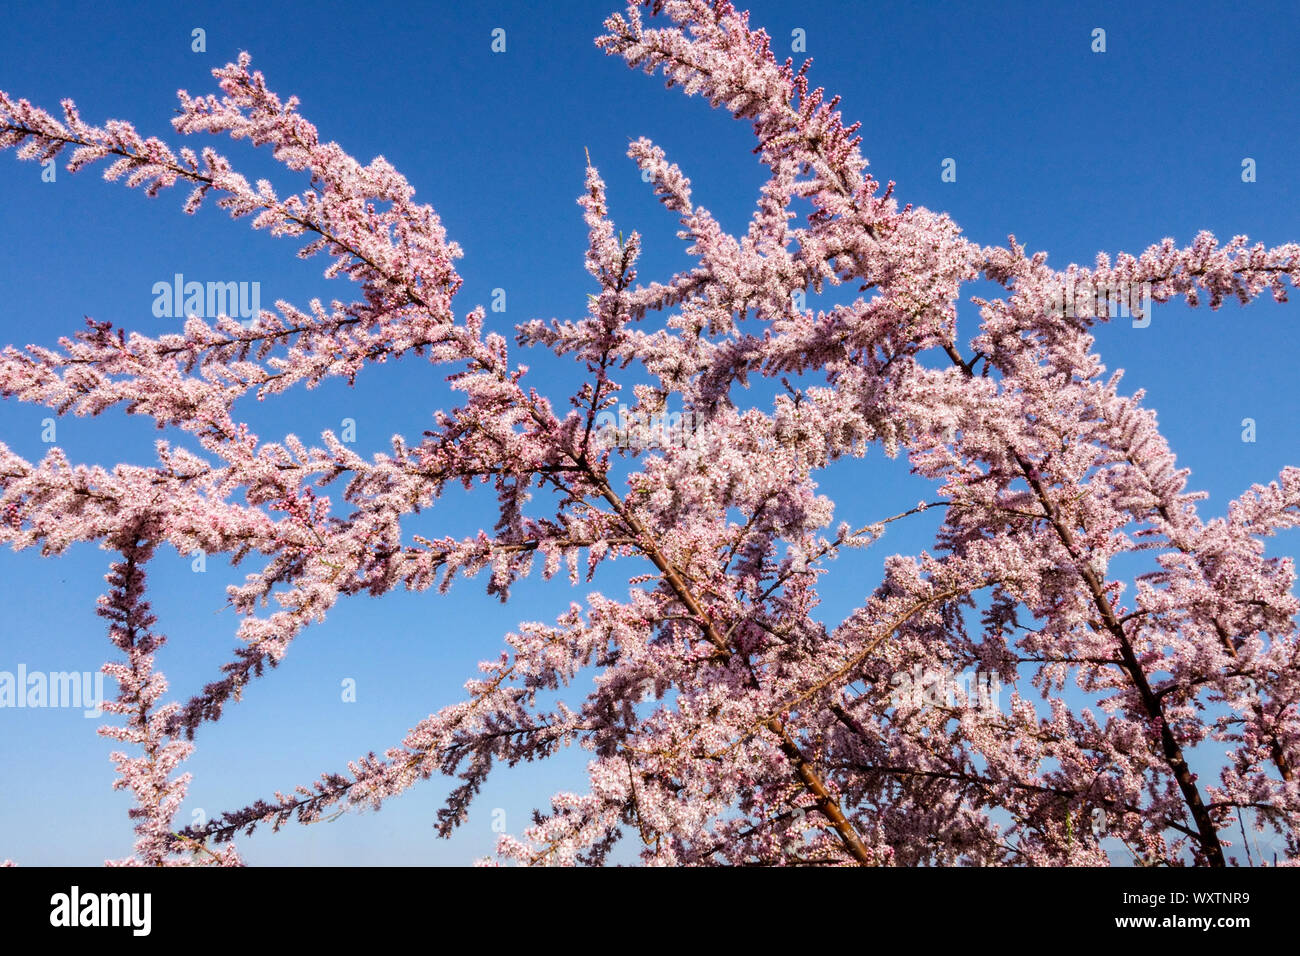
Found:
1,1 -> 1297,866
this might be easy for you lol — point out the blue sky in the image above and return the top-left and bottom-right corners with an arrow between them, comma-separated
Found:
0,0 -> 1297,865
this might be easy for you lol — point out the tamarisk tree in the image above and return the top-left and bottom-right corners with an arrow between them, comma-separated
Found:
1,0 -> 1298,867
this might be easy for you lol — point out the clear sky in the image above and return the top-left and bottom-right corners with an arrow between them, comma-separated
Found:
0,0 -> 1297,865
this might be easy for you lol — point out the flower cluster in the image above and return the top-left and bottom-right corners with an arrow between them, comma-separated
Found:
1,0 -> 1297,866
